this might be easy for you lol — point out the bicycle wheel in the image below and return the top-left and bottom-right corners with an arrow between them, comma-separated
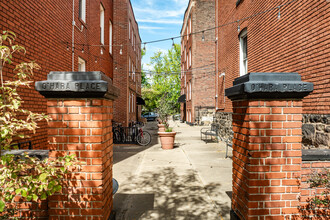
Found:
136,131 -> 151,146
113,131 -> 121,143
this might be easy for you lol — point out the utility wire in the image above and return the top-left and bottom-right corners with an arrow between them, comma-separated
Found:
62,0 -> 297,48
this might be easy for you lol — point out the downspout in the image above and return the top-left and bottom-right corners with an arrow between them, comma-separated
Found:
72,0 -> 75,71
215,0 -> 219,110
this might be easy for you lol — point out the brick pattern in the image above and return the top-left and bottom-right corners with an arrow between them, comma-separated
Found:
232,100 -> 303,219
216,0 -> 330,115
0,0 -> 114,149
113,0 -> 142,126
300,161 -> 330,218
181,0 -> 215,123
47,99 -> 113,219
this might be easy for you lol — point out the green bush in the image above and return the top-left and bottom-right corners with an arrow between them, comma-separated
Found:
0,31 -> 81,218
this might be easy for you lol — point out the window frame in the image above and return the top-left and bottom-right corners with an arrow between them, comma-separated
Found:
100,4 -> 105,45
78,57 -> 86,72
239,28 -> 248,76
79,0 -> 86,23
109,20 -> 113,54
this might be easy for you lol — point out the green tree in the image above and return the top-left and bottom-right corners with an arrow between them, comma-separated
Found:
142,44 -> 181,114
141,48 -> 150,88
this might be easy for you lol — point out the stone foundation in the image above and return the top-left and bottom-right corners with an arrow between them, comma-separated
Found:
214,112 -> 233,141
302,114 -> 330,149
194,106 -> 215,125
214,112 -> 330,149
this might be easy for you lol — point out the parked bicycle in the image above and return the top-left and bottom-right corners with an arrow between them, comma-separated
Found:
131,121 -> 152,146
112,121 -> 151,146
112,122 -> 126,143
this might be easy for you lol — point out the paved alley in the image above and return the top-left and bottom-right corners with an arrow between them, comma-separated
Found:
113,121 -> 233,220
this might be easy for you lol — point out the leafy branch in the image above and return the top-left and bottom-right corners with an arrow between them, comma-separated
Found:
0,31 -> 82,218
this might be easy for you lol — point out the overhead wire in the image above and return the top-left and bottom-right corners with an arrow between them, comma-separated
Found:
61,0 -> 297,48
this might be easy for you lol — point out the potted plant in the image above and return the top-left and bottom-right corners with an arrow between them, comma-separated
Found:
157,95 -> 176,149
158,126 -> 176,150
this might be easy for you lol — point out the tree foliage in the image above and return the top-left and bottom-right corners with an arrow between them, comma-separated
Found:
142,44 -> 181,114
0,31 -> 81,217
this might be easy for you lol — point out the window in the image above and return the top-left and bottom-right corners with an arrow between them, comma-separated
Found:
129,93 -> 131,113
189,48 -> 192,67
100,4 -> 105,44
239,29 -> 248,76
129,57 -> 131,77
129,20 -> 131,40
132,93 -> 135,113
78,57 -> 86,71
189,81 -> 192,100
79,0 -> 86,22
109,20 -> 113,54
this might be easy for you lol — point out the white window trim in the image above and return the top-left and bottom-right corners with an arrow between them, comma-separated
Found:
100,5 -> 105,45
78,57 -> 86,72
189,48 -> 192,67
79,0 -> 86,23
239,29 -> 248,76
189,81 -> 192,100
109,20 -> 113,54
129,93 -> 131,113
129,57 -> 131,77
129,20 -> 131,40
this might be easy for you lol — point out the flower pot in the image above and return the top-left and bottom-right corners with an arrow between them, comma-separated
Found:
158,124 -> 166,132
158,132 -> 176,150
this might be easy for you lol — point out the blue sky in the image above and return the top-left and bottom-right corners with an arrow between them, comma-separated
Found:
131,0 -> 189,70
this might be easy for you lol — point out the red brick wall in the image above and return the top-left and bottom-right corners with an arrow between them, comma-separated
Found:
47,99 -> 114,219
0,0 -> 114,149
113,0 -> 141,126
181,0 -> 215,123
232,100 -> 303,219
216,0 -> 330,115
300,161 -> 330,218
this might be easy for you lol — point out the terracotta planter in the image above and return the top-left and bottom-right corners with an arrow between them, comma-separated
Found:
158,132 -> 176,150
158,124 -> 166,132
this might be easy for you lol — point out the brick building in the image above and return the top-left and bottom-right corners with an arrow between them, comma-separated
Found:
113,0 -> 142,127
180,0 -> 215,125
0,0 -> 115,149
215,0 -> 330,148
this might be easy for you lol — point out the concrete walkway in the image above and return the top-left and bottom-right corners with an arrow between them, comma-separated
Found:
113,121 -> 233,220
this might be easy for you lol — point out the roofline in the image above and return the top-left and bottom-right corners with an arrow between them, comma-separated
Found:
128,0 -> 142,43
180,0 -> 194,36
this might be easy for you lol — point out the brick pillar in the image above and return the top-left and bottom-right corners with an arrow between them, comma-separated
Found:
225,73 -> 313,220
36,72 -> 119,219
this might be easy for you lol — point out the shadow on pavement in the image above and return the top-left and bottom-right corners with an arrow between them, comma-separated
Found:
113,167 -> 231,219
113,121 -> 159,165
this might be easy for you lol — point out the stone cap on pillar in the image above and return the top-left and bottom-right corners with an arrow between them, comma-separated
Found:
225,72 -> 313,100
35,71 -> 120,100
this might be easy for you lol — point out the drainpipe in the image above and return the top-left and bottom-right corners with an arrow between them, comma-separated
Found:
72,0 -> 75,71
215,0 -> 219,110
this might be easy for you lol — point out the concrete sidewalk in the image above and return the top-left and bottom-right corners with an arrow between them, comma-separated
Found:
113,121 -> 233,220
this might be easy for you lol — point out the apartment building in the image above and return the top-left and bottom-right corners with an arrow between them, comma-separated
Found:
113,0 -> 142,126
215,0 -> 330,148
0,0 -> 114,149
180,0 -> 215,125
